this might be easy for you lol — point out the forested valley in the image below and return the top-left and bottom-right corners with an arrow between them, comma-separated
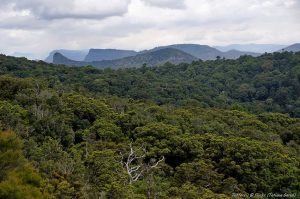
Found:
0,52 -> 299,198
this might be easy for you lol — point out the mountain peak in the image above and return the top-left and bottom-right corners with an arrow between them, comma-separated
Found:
45,49 -> 88,63
53,52 -> 68,62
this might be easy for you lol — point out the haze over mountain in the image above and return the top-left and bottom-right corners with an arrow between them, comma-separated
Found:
279,43 -> 300,52
53,48 -> 198,68
47,43 -> 299,69
215,44 -> 287,53
49,44 -> 262,68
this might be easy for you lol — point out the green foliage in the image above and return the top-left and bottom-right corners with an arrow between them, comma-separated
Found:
202,134 -> 300,193
87,118 -> 124,142
0,100 -> 28,136
0,131 -> 24,180
0,76 -> 34,100
0,53 -> 300,198
86,149 -> 129,198
2,52 -> 300,116
174,160 -> 223,191
0,131 -> 50,199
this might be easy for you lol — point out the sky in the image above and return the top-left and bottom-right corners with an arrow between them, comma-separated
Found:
0,0 -> 299,59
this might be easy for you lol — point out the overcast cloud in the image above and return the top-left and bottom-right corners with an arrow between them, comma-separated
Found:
0,0 -> 299,59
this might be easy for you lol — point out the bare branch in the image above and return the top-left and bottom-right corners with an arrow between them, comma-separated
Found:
120,143 -> 164,184
150,156 -> 165,168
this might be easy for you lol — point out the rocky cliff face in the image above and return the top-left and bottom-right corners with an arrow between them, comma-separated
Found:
84,49 -> 138,62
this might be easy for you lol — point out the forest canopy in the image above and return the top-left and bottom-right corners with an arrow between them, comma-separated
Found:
0,52 -> 299,198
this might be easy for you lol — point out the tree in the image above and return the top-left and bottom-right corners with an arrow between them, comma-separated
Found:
0,131 -> 51,199
86,149 -> 129,198
120,142 -> 165,199
0,100 -> 28,136
120,142 -> 164,185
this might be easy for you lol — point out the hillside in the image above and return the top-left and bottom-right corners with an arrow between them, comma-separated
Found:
280,43 -> 300,52
53,48 -> 198,68
84,49 -> 138,61
0,52 -> 299,198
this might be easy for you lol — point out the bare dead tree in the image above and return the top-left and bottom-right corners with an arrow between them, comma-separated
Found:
120,142 -> 164,184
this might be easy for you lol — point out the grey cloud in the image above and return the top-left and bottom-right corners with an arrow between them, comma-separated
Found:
0,16 -> 46,29
0,0 -> 131,20
141,0 -> 186,9
291,0 -> 300,15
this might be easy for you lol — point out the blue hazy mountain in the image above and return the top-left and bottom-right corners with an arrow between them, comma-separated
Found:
45,49 -> 89,63
214,44 -> 287,53
144,44 -> 222,60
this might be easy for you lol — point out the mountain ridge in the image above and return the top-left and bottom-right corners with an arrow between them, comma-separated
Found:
47,44 -> 261,63
145,44 -> 260,60
279,43 -> 300,52
53,48 -> 198,68
52,44 -> 262,68
40,43 -> 300,63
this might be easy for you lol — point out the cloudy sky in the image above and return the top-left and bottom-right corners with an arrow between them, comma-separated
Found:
0,0 -> 299,59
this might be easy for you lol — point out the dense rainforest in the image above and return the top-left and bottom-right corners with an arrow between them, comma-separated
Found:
2,52 -> 300,116
0,52 -> 299,198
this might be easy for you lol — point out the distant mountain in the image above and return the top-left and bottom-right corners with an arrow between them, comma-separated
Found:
45,49 -> 88,63
47,44 -> 261,64
215,44 -> 287,53
146,44 -> 221,60
146,44 -> 260,60
53,44 -> 261,68
279,43 -> 300,52
52,52 -> 84,67
53,48 -> 198,68
84,49 -> 138,62
109,48 -> 197,67
222,49 -> 260,59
